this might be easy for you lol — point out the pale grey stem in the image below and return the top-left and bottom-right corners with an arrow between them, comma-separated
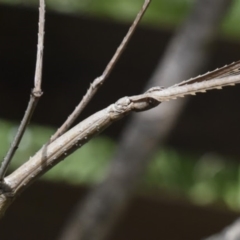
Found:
0,72 -> 239,217
34,0 -> 45,93
0,0 -> 45,182
50,0 -> 151,143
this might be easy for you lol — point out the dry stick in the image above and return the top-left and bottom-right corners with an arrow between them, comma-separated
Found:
0,0 -> 45,182
0,72 -> 240,218
50,0 -> 151,143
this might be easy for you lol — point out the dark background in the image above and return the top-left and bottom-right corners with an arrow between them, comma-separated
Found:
0,4 -> 239,239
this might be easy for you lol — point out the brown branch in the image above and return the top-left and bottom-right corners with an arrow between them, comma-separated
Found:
50,0 -> 151,143
0,0 -> 45,182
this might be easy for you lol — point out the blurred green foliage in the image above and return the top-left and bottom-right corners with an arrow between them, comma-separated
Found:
1,0 -> 240,40
1,119 -> 240,211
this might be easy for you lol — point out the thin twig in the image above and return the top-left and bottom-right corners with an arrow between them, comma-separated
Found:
50,0 -> 151,142
0,0 -> 45,182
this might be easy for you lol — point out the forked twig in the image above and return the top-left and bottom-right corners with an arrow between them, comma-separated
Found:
50,0 -> 151,142
0,0 -> 45,182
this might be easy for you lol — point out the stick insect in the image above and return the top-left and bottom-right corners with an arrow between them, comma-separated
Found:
4,61 -> 240,195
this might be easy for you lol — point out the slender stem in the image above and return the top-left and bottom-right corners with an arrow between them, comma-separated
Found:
0,95 -> 39,180
34,0 -> 45,93
50,0 -> 151,143
0,0 -> 45,181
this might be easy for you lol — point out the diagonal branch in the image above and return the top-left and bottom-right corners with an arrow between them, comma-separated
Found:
0,71 -> 240,217
0,0 -> 45,182
50,0 -> 151,143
